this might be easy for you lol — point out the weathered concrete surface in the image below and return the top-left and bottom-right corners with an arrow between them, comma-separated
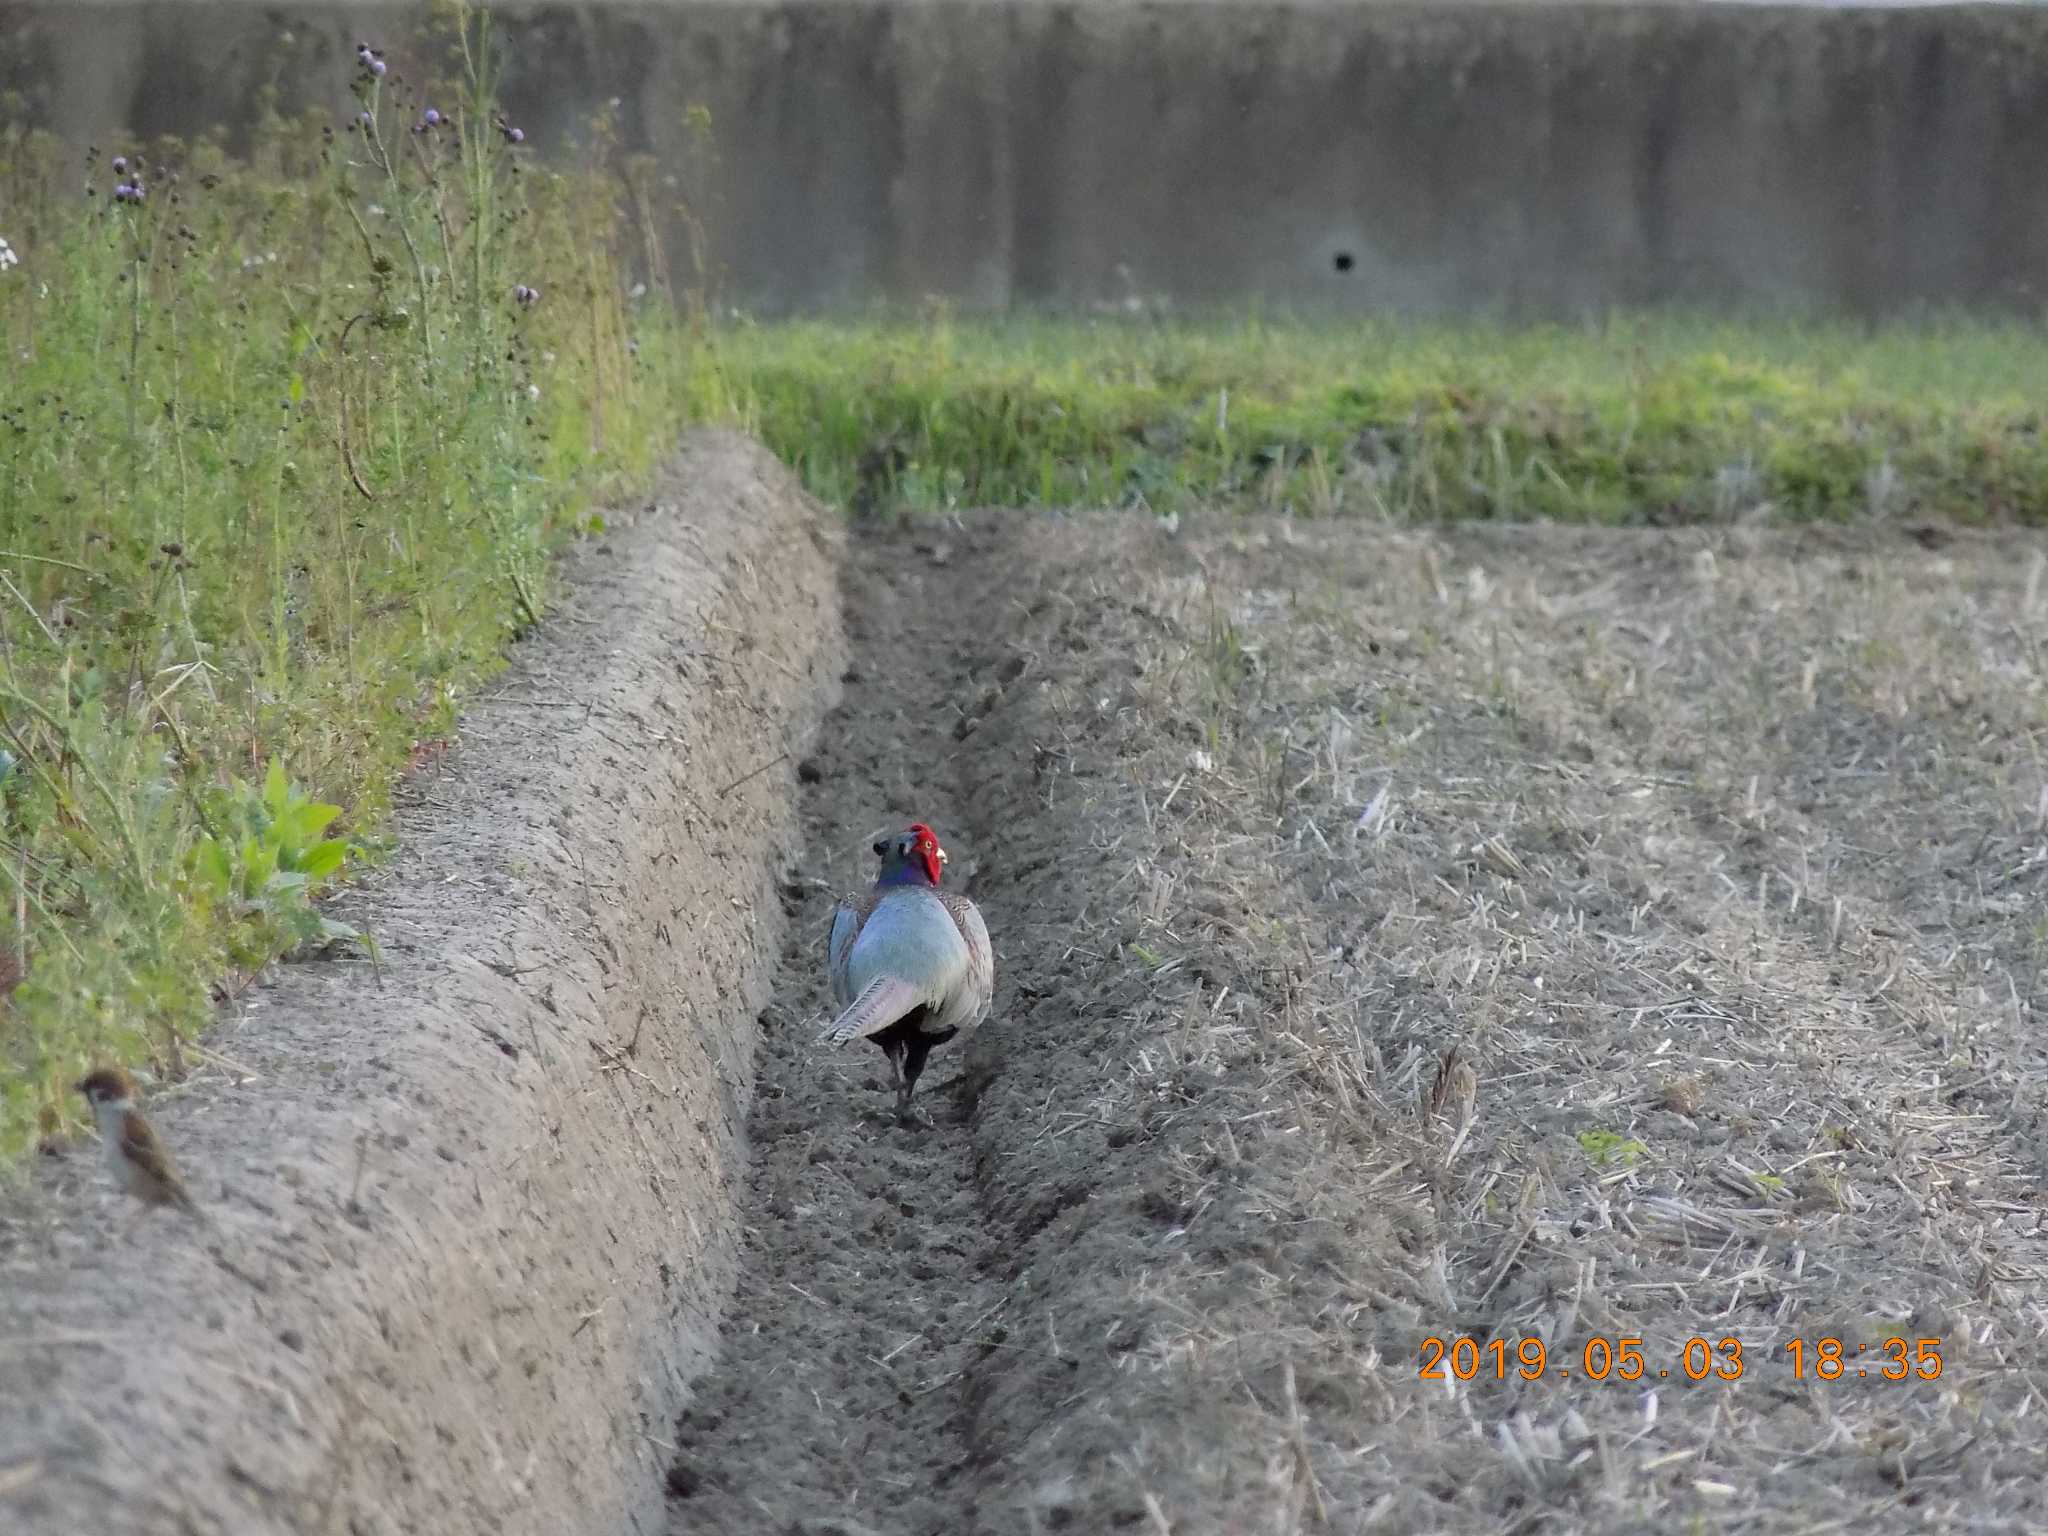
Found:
0,431 -> 843,1536
4,1 -> 2047,315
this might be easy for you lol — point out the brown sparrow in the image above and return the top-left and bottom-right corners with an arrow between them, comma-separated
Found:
75,1065 -> 204,1219
1427,1043 -> 1479,1129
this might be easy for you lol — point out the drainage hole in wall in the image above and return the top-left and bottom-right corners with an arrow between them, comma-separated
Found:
1332,251 -> 1355,274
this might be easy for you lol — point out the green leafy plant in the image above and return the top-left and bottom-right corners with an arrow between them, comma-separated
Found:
185,760 -> 356,958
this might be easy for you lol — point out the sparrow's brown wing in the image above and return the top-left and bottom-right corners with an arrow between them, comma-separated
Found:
120,1108 -> 194,1207
1428,1045 -> 1463,1120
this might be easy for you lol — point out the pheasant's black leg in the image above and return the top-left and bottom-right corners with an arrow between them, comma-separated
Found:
897,1035 -> 936,1123
880,1037 -> 906,1095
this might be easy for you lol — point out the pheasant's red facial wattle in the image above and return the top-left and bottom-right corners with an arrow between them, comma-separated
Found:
907,822 -> 946,886
871,823 -> 949,887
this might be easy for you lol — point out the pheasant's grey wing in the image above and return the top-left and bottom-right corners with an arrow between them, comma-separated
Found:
936,894 -> 995,1034
826,898 -> 866,1009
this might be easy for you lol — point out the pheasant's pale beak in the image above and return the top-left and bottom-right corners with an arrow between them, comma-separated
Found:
937,847 -> 949,865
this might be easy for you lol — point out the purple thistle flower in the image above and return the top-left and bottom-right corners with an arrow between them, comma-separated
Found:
506,126 -> 525,145
370,58 -> 386,77
423,108 -> 441,128
357,111 -> 373,130
513,284 -> 539,307
113,183 -> 134,204
112,155 -> 128,174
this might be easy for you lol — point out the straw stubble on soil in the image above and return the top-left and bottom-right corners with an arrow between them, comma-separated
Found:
668,509 -> 2048,1534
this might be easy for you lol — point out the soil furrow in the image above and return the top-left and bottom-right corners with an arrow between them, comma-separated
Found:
663,531 -> 1017,1534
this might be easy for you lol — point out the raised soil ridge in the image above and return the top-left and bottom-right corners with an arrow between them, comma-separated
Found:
0,429 -> 843,1536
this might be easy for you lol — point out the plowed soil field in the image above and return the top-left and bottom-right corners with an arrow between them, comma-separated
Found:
666,511 -> 2048,1535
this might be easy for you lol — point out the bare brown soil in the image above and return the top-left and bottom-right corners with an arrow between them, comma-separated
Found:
0,432 -> 842,1536
667,510 -> 2048,1534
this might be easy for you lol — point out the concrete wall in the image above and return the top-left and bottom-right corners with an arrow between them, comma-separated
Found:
5,1 -> 2048,316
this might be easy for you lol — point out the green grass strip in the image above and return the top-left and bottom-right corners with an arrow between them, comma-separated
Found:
0,5 -> 724,1164
713,309 -> 2048,523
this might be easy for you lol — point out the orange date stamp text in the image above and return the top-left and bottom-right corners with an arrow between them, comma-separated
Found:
1418,1334 -> 1943,1384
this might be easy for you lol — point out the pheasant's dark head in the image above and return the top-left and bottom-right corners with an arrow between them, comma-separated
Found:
873,822 -> 948,887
